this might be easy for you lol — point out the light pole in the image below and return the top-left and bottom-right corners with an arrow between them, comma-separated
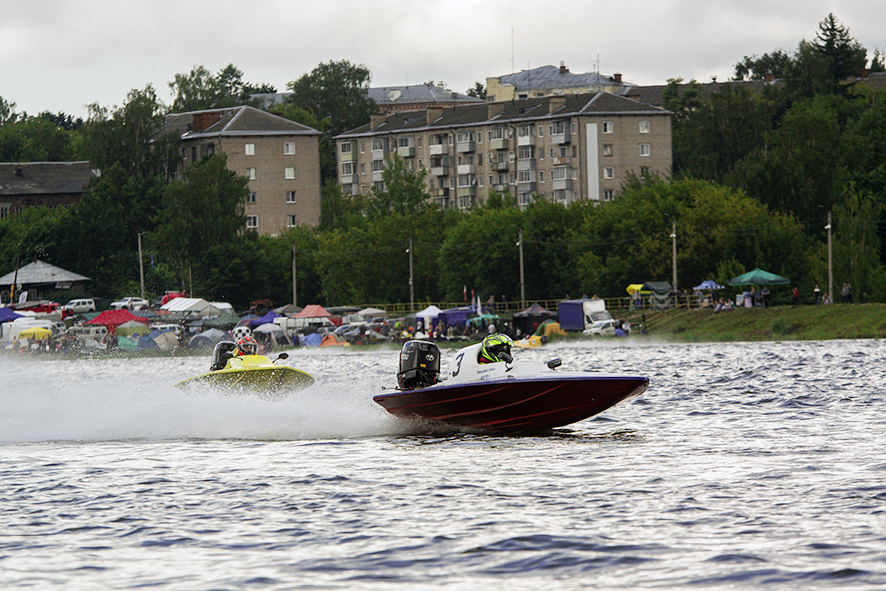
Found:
826,212 -> 833,304
517,229 -> 525,309
670,220 -> 677,304
407,237 -> 414,313
137,232 -> 145,301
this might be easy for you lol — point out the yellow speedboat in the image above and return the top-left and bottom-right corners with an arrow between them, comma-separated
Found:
176,342 -> 314,397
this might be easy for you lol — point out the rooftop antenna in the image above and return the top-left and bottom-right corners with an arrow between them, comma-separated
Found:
510,24 -> 515,74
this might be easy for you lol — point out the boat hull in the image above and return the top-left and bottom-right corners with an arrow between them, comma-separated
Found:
176,355 -> 315,398
373,373 -> 648,433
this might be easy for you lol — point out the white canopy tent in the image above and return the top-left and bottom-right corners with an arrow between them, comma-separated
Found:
160,297 -> 223,316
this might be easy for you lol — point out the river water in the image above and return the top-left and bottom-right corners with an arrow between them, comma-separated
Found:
3,339 -> 886,590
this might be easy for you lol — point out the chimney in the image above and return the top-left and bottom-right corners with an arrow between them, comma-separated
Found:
613,73 -> 623,83
426,108 -> 443,126
549,96 -> 566,113
559,61 -> 568,74
487,102 -> 504,119
191,111 -> 222,133
370,114 -> 387,130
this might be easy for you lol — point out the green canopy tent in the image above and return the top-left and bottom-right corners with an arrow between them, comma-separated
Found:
726,268 -> 790,286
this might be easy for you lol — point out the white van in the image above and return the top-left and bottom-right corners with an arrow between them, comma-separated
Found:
62,299 -> 96,314
3,318 -> 58,342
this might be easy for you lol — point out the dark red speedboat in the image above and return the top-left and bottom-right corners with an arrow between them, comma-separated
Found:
374,340 -> 647,434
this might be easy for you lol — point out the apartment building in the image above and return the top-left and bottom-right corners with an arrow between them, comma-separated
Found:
164,106 -> 322,234
334,92 -> 671,208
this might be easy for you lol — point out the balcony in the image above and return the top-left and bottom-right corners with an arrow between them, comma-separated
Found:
397,146 -> 416,158
339,173 -> 359,185
457,164 -> 476,175
490,138 -> 509,151
493,160 -> 509,171
435,188 -> 450,197
339,150 -> 356,162
552,129 -> 571,144
553,156 -> 572,166
372,170 -> 384,182
516,159 -> 536,171
456,140 -> 475,153
552,178 -> 573,191
429,143 -> 446,155
517,134 -> 535,146
456,186 -> 477,198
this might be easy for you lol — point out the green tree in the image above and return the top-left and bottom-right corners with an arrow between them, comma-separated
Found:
286,60 -> 376,138
168,63 -> 276,112
82,85 -> 180,179
814,13 -> 867,83
0,96 -> 18,125
367,154 -> 430,217
0,116 -> 82,162
466,82 -> 487,99
733,49 -> 791,80
832,186 -> 886,302
151,154 -> 247,286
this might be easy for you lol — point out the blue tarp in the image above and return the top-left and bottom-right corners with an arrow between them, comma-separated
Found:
248,310 -> 280,329
694,280 -> 724,291
0,307 -> 24,323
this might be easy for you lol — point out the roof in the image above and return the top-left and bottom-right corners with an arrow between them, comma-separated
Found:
0,162 -> 98,196
336,92 -> 669,138
163,106 -> 321,140
367,85 -> 482,106
0,260 -> 90,286
624,79 -> 775,108
497,65 -> 625,91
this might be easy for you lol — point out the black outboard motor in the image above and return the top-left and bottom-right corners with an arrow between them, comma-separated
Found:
210,341 -> 237,371
398,340 -> 441,390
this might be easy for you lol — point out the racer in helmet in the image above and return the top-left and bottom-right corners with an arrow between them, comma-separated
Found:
477,333 -> 515,364
235,335 -> 258,356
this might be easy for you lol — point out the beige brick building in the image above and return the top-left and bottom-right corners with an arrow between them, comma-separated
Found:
334,92 -> 671,207
165,106 -> 322,234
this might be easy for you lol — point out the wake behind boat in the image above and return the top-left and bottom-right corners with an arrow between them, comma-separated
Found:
373,336 -> 647,433
176,339 -> 314,397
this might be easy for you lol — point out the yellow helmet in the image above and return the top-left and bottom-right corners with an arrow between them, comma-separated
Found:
479,333 -> 515,363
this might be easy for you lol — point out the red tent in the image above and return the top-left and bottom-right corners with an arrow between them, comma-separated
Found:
294,304 -> 331,318
85,309 -> 150,335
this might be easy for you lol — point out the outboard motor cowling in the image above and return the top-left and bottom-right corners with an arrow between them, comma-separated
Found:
398,340 -> 441,390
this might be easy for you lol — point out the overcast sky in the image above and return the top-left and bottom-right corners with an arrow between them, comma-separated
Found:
2,0 -> 883,119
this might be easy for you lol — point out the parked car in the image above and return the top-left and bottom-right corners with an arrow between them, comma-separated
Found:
110,296 -> 149,310
61,298 -> 96,314
583,319 -> 616,337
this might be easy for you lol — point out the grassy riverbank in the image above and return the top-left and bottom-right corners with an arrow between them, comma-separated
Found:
617,303 -> 886,342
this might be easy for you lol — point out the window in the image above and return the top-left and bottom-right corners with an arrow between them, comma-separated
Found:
602,144 -> 613,156
603,189 -> 614,201
640,143 -> 651,157
418,137 -> 423,148
456,131 -> 474,143
398,136 -> 413,148
360,163 -> 365,175
341,162 -> 355,176
286,215 -> 297,227
246,167 -> 256,180
517,125 -> 533,137
245,143 -> 255,156
284,142 -> 296,155
371,138 -> 385,151
518,170 -> 533,183
519,192 -> 533,205
602,121 -> 613,134
490,127 -> 507,140
639,120 -> 650,133
372,160 -> 384,172
603,167 -> 615,180
373,180 -> 385,192
551,167 -> 570,181
551,121 -> 565,136
284,167 -> 295,179
641,166 -> 650,177
247,192 -> 257,203
246,216 -> 258,229
539,170 -> 544,183
286,191 -> 296,203
340,142 -> 352,155
457,174 -> 474,187
517,146 -> 535,160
